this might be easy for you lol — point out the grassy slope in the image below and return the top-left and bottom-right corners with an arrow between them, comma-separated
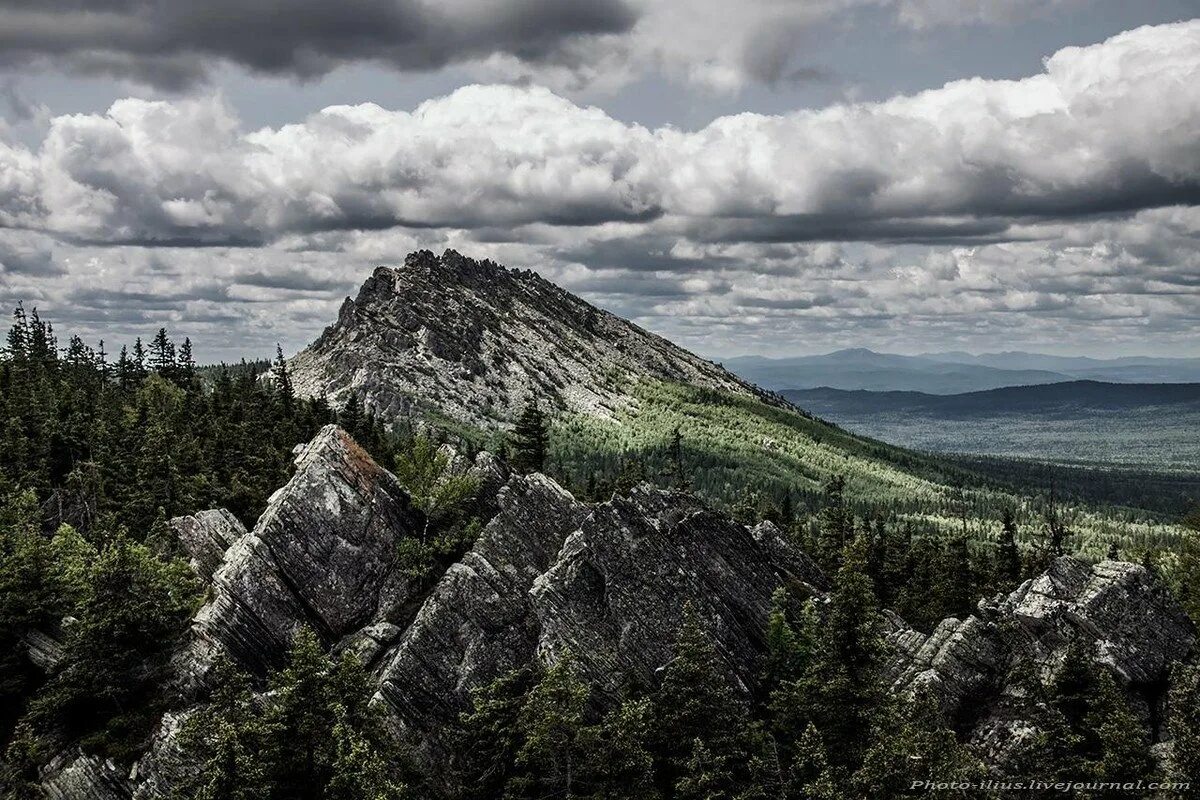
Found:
549,379 -> 1186,557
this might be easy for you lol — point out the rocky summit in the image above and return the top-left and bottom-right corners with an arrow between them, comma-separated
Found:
289,249 -> 776,427
31,424 -> 1195,798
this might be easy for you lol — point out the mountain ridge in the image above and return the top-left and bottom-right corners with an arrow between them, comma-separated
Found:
723,349 -> 1200,393
290,250 -> 784,428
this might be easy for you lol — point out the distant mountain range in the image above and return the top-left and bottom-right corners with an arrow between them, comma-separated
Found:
783,381 -> 1200,472
722,348 -> 1200,394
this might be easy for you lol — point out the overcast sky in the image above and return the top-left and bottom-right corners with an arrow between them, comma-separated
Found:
1,0 -> 1198,361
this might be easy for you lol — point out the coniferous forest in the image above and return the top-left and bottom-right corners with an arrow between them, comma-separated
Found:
2,306 -> 1200,799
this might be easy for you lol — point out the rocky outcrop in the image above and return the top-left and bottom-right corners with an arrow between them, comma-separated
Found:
168,509 -> 246,581
888,556 -> 1196,772
289,250 -> 783,427
40,750 -> 131,800
375,473 -> 590,765
85,424 -> 1193,797
531,490 -> 826,698
374,480 -> 825,781
181,425 -> 423,681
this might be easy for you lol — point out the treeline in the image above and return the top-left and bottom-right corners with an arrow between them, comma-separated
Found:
0,305 -> 338,534
944,452 -> 1200,519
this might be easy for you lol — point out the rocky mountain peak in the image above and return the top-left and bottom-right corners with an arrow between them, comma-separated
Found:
289,249 -> 778,427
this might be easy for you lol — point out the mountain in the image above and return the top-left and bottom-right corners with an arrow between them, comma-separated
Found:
11,253 -> 1200,799
290,249 -> 777,427
288,250 -> 1173,548
36,424 -> 1198,798
720,350 -> 1074,394
787,380 -> 1200,416
723,349 -> 1200,394
920,350 -> 1200,383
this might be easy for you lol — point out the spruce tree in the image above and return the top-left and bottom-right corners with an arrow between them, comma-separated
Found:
998,507 -> 1022,584
853,687 -> 984,798
507,652 -> 590,799
149,328 -> 176,379
793,534 -> 884,770
457,668 -> 536,799
270,345 -> 293,403
655,606 -> 751,795
580,697 -> 659,800
816,475 -> 853,570
1165,664 -> 1200,798
510,397 -> 549,474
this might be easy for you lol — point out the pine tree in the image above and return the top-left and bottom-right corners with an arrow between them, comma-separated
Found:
457,668 -> 536,799
998,507 -> 1022,584
510,397 -> 549,474
937,535 -> 975,619
1165,664 -> 1200,798
338,392 -> 364,440
132,337 -> 148,377
149,328 -> 176,379
171,657 -> 270,800
271,345 -> 295,414
655,606 -> 751,795
666,425 -> 687,489
507,652 -> 590,799
853,687 -> 984,798
816,475 -> 853,570
793,534 -> 885,770
176,337 -> 197,386
27,533 -> 199,761
580,697 -> 659,800
1174,509 -> 1200,624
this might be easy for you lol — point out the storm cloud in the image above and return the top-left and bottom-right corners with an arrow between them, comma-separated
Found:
0,0 -> 637,89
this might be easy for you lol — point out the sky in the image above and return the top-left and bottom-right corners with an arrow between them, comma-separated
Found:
0,0 -> 1198,362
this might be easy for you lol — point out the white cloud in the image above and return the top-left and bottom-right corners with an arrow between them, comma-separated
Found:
2,20 -> 1197,248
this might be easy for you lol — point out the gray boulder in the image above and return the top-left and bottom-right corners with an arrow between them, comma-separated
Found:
888,556 -> 1196,774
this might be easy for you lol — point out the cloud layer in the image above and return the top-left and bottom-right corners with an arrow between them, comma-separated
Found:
0,19 -> 1197,360
4,20 -> 1198,247
0,0 -> 1084,91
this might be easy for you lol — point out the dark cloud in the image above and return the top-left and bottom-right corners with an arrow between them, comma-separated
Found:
0,0 -> 637,88
0,234 -> 61,276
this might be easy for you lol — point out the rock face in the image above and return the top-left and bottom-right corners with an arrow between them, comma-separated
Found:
182,425 -> 423,679
531,491 -> 826,698
374,480 -> 825,780
888,556 -> 1196,772
167,509 -> 246,581
376,473 -> 589,765
40,750 -> 131,800
289,249 -> 781,427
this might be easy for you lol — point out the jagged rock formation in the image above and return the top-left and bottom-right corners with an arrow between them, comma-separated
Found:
289,249 -> 779,426
40,750 -> 131,800
167,509 -> 246,581
38,426 -> 1195,798
375,472 -> 590,765
889,556 -> 1196,772
180,425 -> 424,681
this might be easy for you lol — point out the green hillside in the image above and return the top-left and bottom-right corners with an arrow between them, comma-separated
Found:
548,379 -> 1186,558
